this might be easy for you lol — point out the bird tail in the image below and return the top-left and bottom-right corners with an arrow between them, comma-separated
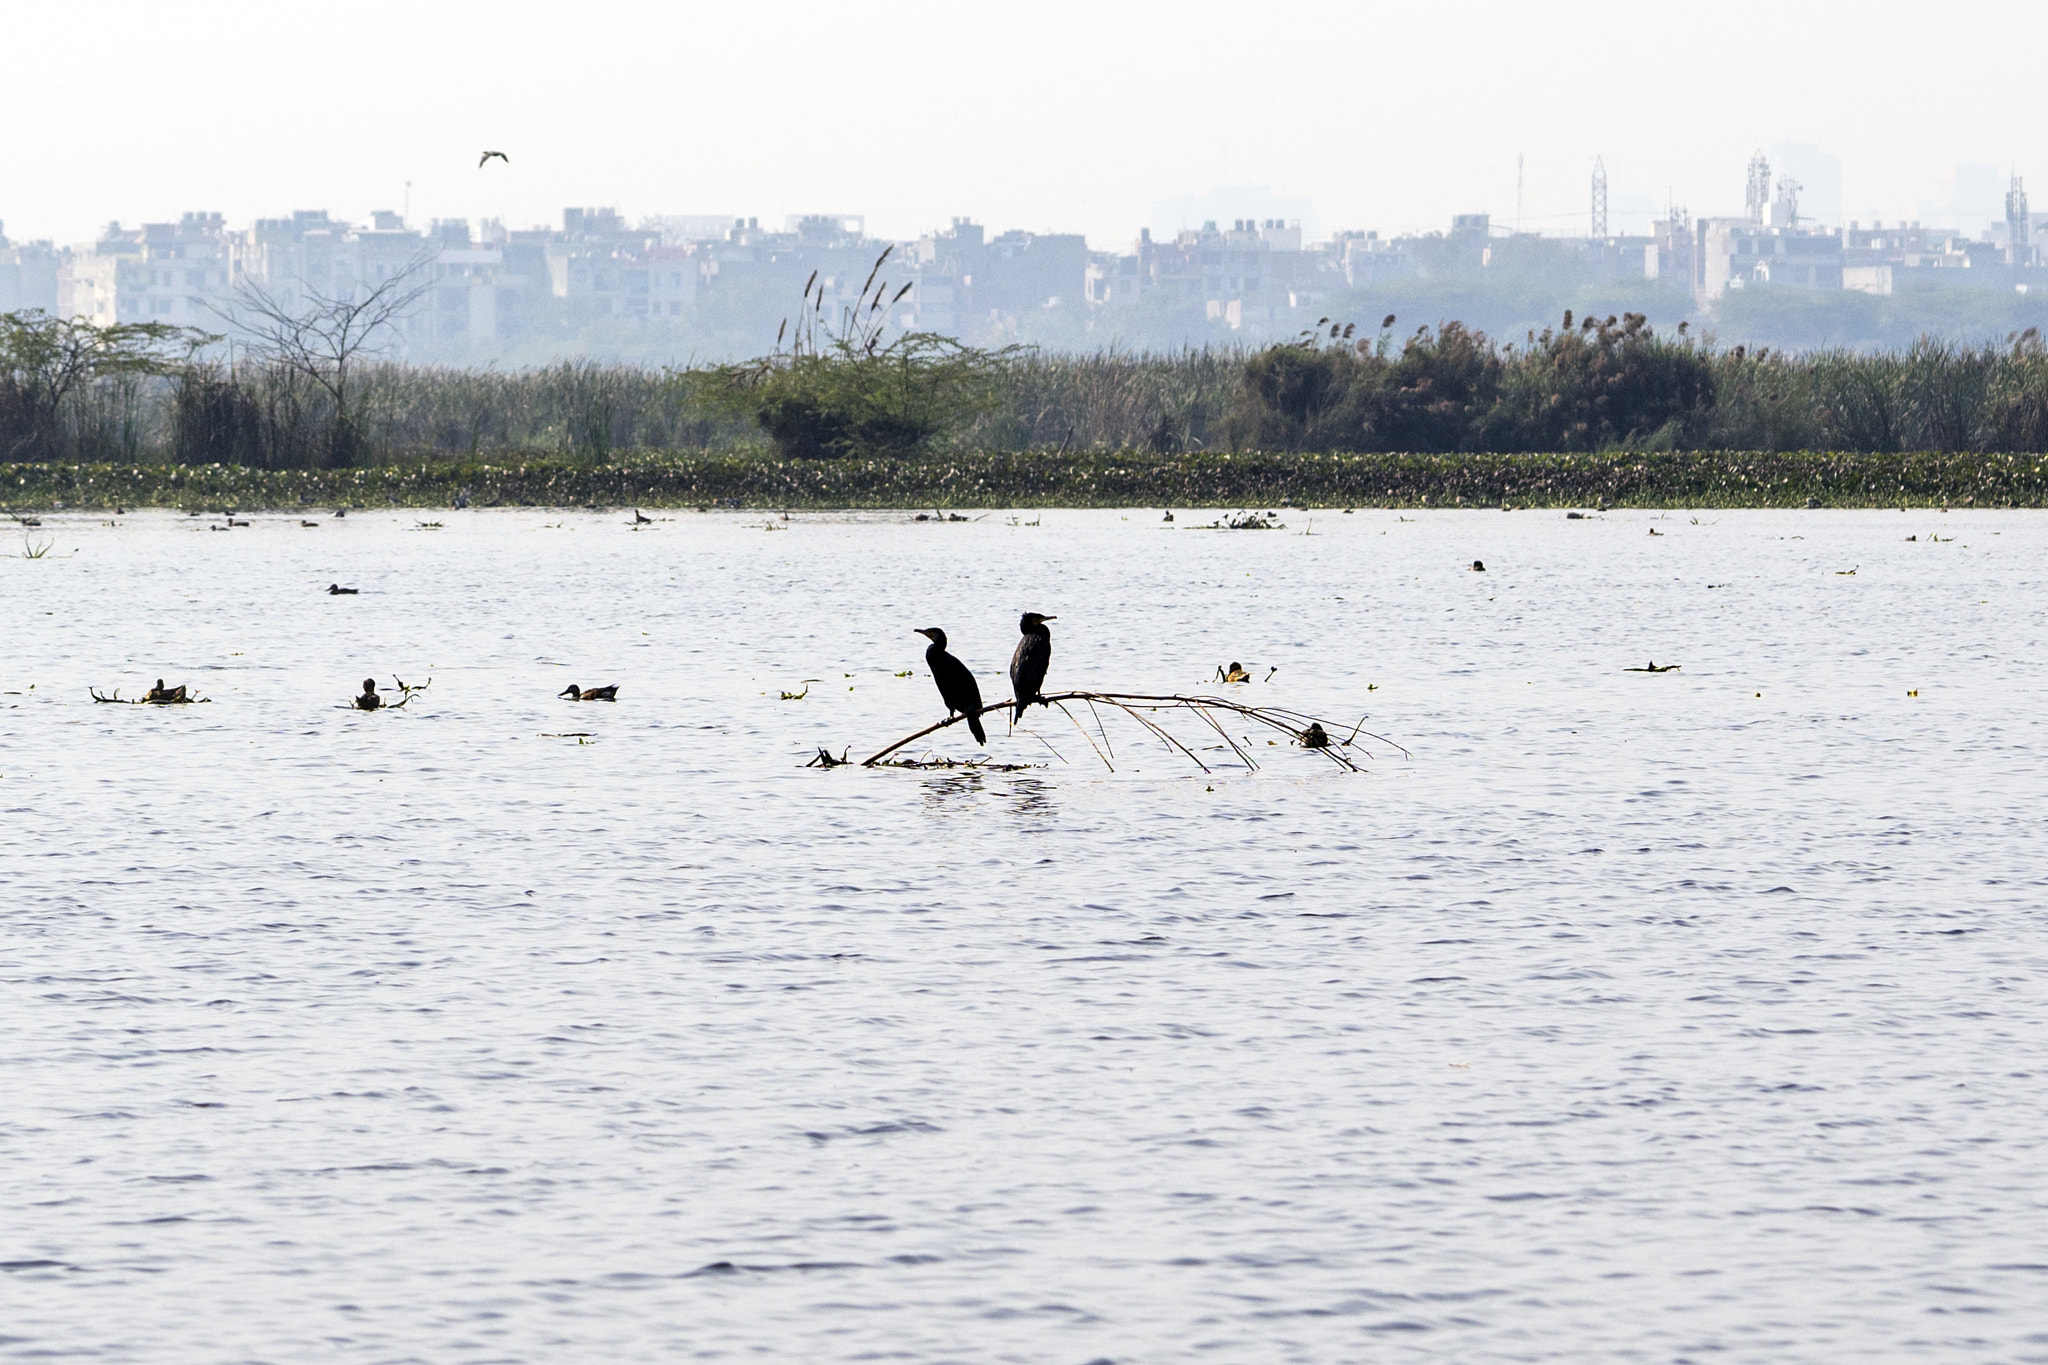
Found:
968,712 -> 987,745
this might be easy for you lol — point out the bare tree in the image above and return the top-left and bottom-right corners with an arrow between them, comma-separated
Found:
217,254 -> 433,466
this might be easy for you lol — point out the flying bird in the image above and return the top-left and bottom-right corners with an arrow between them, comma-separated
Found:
479,150 -> 509,168
915,627 -> 985,745
1008,612 -> 1055,723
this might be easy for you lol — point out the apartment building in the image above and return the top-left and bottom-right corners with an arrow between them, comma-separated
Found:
902,219 -> 1086,334
61,213 -> 232,328
0,225 -> 60,313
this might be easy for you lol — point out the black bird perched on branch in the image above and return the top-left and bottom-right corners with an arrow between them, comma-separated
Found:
479,150 -> 509,168
915,627 -> 985,745
1009,612 -> 1055,723
354,678 -> 382,711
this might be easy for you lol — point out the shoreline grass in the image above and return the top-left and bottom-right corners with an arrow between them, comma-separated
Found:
8,449 -> 2048,512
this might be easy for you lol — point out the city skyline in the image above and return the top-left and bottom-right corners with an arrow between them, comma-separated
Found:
4,0 -> 2044,250
4,147 -> 2039,263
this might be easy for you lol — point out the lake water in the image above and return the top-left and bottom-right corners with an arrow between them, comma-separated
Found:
4,505 -> 2047,1363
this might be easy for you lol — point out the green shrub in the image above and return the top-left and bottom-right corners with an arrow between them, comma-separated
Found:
698,333 -> 1008,460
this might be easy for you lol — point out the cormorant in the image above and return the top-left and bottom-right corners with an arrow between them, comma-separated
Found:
915,627 -> 985,745
1009,612 -> 1055,723
559,684 -> 620,701
479,150 -> 510,167
144,679 -> 187,703
355,678 -> 382,711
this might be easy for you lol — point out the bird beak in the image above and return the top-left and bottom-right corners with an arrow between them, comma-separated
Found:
1042,615 -> 1057,621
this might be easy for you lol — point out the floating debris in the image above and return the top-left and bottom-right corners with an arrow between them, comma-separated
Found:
1623,661 -> 1681,673
869,755 -> 1032,772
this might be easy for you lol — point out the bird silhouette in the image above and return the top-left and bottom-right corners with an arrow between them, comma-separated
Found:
1009,613 -> 1055,723
915,628 -> 985,745
479,151 -> 509,168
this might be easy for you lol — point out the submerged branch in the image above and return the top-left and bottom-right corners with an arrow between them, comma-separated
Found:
858,691 -> 1400,772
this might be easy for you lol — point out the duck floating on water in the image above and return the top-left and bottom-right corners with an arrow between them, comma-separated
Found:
354,678 -> 382,710
559,684 -> 619,701
328,583 -> 358,595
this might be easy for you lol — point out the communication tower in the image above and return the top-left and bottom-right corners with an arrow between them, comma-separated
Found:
1776,178 -> 1802,225
1745,151 -> 1771,223
2007,173 -> 2031,266
1591,157 -> 1608,239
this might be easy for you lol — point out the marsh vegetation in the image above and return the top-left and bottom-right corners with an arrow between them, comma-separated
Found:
10,299 -> 2048,508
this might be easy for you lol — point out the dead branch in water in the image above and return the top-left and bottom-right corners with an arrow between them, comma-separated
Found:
859,692 -> 1402,774
90,686 -> 210,705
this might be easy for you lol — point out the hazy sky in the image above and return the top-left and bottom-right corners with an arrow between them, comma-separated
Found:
4,0 -> 2042,248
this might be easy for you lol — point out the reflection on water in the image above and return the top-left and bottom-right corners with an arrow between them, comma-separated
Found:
1001,774 -> 1059,820
2,507 -> 2047,1362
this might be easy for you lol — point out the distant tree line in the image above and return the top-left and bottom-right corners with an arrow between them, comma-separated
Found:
9,304 -> 2048,467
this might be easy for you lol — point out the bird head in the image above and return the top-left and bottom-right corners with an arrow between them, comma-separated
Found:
915,627 -> 947,647
362,678 -> 377,692
1019,612 -> 1056,631
559,684 -> 580,698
